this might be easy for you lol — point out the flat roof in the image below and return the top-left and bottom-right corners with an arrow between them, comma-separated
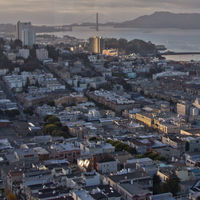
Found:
119,183 -> 151,196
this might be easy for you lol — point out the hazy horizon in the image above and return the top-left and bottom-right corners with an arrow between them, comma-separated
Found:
2,11 -> 200,26
1,0 -> 200,25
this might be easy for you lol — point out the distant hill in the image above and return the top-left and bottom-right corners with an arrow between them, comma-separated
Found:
2,12 -> 200,34
0,24 -> 15,33
116,12 -> 200,29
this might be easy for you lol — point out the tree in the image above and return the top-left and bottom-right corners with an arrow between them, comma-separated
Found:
185,141 -> 190,152
23,77 -> 30,92
138,151 -> 166,161
44,124 -> 58,134
61,126 -> 69,133
47,100 -> 55,107
0,50 -> 13,70
46,116 -> 60,124
104,38 -> 119,49
118,38 -> 128,50
126,39 -> 157,56
10,39 -> 22,49
51,130 -> 69,138
7,192 -> 18,200
89,137 -> 99,142
44,115 -> 53,122
5,109 -> 20,118
47,45 -> 59,61
0,38 -> 5,51
153,175 -> 161,194
43,115 -> 71,137
106,139 -> 137,155
62,103 -> 67,108
104,38 -> 157,56
24,107 -> 34,116
161,175 -> 180,196
23,56 -> 41,71
30,46 -> 36,58
0,109 -> 4,115
35,80 -> 40,88
155,155 -> 166,161
54,121 -> 62,127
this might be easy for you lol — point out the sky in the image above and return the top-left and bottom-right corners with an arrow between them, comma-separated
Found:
1,0 -> 200,25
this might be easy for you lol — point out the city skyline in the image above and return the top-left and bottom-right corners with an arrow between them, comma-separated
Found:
1,0 -> 200,25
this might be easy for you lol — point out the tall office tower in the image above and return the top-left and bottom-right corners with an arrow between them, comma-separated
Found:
89,36 -> 104,54
15,21 -> 23,41
15,21 -> 35,46
22,28 -> 35,46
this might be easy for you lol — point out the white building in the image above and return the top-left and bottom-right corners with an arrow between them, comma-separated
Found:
82,171 -> 100,187
88,109 -> 100,121
7,53 -> 16,61
72,190 -> 95,200
22,28 -> 35,46
80,141 -> 115,155
18,49 -> 30,59
96,160 -> 118,174
36,48 -> 49,61
0,69 -> 9,76
15,21 -> 35,46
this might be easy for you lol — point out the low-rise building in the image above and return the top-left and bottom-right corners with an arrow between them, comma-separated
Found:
95,158 -> 118,174
184,137 -> 200,153
136,113 -> 153,127
80,141 -> 115,155
33,147 -> 49,161
185,152 -> 200,167
150,193 -> 175,200
189,180 -> 200,200
18,48 -> 30,59
162,135 -> 186,154
157,167 -> 175,182
50,143 -> 81,162
36,48 -> 48,61
72,190 -> 95,200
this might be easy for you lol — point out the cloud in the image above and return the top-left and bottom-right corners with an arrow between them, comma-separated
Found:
0,0 -> 200,24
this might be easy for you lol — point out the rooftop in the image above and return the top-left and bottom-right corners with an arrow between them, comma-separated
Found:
51,143 -> 80,152
119,183 -> 151,196
108,171 -> 150,183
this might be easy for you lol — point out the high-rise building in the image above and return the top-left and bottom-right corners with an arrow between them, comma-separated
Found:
22,28 -> 35,47
15,21 -> 35,46
89,36 -> 104,54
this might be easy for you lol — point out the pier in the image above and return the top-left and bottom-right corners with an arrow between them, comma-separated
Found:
161,51 -> 200,55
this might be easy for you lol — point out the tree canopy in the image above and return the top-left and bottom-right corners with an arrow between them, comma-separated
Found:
104,38 -> 157,56
0,39 -> 14,70
10,39 -> 22,49
45,115 -> 60,124
107,139 -> 137,155
136,151 -> 166,161
43,115 -> 71,138
7,192 -> 18,200
47,45 -> 59,61
153,174 -> 180,196
5,109 -> 20,118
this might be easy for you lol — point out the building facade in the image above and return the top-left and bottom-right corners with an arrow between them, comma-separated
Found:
89,36 -> 104,54
15,21 -> 35,46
